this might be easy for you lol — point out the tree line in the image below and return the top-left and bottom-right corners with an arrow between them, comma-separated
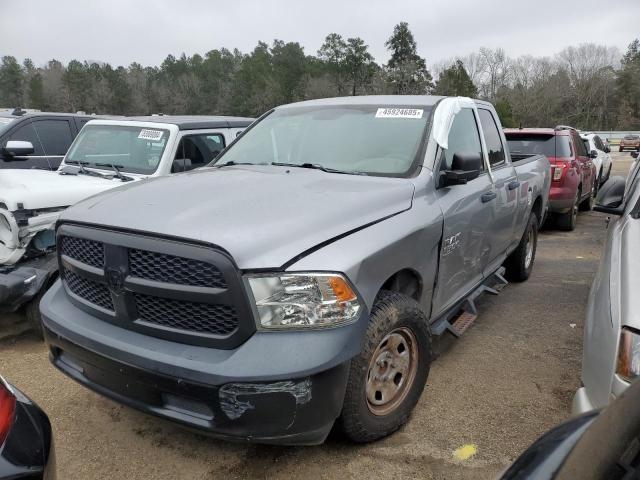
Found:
0,22 -> 639,130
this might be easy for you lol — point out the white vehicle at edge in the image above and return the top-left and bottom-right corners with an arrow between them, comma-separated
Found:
581,132 -> 613,187
0,115 -> 253,332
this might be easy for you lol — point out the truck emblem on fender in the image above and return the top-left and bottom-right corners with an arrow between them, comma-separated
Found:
106,267 -> 125,294
443,232 -> 462,256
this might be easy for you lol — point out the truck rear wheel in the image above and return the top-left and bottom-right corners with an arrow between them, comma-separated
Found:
505,212 -> 538,282
339,290 -> 431,443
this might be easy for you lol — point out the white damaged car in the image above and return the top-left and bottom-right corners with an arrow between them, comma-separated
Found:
0,115 -> 253,334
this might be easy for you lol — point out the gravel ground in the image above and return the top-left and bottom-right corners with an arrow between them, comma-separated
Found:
0,153 -> 634,479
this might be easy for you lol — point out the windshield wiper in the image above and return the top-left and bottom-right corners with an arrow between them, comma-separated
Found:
95,162 -> 133,182
64,160 -> 89,173
271,162 -> 367,176
212,161 -> 264,168
63,160 -> 111,179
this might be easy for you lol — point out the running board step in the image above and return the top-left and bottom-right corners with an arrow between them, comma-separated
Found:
449,311 -> 478,337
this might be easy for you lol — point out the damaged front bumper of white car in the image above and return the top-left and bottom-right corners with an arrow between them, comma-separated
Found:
0,206 -> 62,313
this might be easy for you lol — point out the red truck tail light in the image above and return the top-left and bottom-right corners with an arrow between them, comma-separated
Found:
0,378 -> 16,445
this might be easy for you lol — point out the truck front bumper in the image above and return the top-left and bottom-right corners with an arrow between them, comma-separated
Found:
0,253 -> 57,313
41,280 -> 368,445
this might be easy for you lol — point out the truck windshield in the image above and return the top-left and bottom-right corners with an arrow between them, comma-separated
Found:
65,125 -> 170,174
213,105 -> 431,176
506,133 -> 572,159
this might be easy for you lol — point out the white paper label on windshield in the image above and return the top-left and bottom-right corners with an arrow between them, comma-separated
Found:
375,108 -> 423,119
138,129 -> 164,141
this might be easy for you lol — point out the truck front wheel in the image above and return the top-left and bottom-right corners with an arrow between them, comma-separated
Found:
505,212 -> 538,282
340,290 -> 431,442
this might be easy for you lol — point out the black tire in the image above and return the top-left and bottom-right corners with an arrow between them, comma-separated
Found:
557,189 -> 579,231
339,290 -> 431,443
25,288 -> 46,340
505,212 -> 538,282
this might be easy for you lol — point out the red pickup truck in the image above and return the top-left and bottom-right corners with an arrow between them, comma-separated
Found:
505,127 -> 597,231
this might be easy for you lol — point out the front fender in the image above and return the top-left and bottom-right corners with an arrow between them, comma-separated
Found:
286,199 -> 443,314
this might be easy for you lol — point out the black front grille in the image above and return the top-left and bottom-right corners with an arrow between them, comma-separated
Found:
61,236 -> 104,268
129,249 -> 227,288
134,293 -> 238,335
57,226 -> 254,349
64,269 -> 114,311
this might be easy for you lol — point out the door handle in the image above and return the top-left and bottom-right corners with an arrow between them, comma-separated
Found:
507,180 -> 520,190
481,191 -> 497,203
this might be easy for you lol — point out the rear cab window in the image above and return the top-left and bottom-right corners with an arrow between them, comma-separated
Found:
477,109 -> 505,167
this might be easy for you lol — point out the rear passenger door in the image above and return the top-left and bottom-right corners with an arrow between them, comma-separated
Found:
432,108 -> 494,316
477,108 -> 518,270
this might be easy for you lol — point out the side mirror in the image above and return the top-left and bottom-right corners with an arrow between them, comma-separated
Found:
589,150 -> 598,159
441,152 -> 482,187
3,140 -> 34,158
631,151 -> 639,159
594,175 -> 626,215
605,146 -> 611,153
171,158 -> 193,173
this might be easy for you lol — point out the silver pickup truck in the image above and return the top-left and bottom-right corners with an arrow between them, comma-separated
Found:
41,95 -> 550,445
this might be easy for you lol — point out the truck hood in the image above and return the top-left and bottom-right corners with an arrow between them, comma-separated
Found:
62,165 -> 415,269
0,169 -> 130,211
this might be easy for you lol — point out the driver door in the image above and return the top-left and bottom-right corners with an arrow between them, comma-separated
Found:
432,108 -> 494,316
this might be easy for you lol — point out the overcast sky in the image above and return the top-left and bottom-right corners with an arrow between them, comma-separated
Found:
2,0 -> 639,68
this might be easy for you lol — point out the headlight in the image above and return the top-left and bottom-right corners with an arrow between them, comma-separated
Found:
617,327 -> 640,382
247,273 -> 361,329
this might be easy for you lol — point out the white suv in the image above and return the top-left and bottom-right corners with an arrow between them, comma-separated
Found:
581,133 -> 613,187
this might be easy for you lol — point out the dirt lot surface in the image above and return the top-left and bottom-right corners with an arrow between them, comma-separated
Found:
0,153 -> 634,479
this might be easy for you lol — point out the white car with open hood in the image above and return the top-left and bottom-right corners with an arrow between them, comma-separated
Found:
0,115 -> 253,334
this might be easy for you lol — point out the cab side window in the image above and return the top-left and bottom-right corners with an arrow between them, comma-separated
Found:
573,132 -> 588,157
7,122 -> 44,155
174,134 -> 226,170
32,120 -> 74,156
478,109 -> 505,167
439,108 -> 484,172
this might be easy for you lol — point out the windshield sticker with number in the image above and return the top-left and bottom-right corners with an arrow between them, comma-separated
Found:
138,129 -> 164,141
375,108 -> 424,119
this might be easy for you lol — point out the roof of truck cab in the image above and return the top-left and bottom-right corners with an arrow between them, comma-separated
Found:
276,95 -> 448,109
124,115 -> 254,130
